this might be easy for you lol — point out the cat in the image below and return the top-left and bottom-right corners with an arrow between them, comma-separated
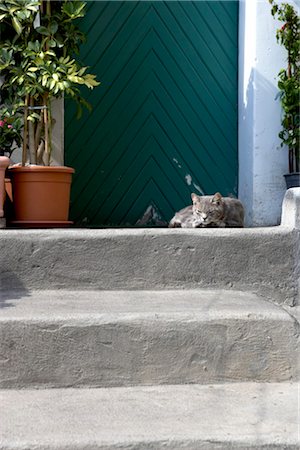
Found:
169,192 -> 244,228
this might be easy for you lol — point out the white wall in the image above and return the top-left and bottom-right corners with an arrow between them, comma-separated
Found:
239,0 -> 299,226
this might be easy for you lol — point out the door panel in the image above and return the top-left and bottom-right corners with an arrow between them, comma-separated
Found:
65,0 -> 239,226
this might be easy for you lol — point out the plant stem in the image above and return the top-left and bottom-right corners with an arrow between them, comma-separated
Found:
48,100 -> 52,165
289,148 -> 294,173
43,95 -> 50,166
22,95 -> 29,166
34,110 -> 43,155
287,58 -> 292,79
46,0 -> 51,16
37,140 -> 45,165
28,98 -> 36,164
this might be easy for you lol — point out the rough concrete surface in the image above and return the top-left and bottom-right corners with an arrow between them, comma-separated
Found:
0,383 -> 298,450
0,290 -> 298,388
281,188 -> 300,229
0,226 -> 299,305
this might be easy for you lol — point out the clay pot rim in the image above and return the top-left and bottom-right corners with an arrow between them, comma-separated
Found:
9,165 -> 75,174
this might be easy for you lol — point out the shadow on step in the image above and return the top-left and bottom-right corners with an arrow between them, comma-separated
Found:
0,271 -> 30,308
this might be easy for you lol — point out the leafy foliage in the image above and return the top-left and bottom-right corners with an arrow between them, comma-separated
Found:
269,0 -> 300,173
0,104 -> 23,156
0,0 -> 100,165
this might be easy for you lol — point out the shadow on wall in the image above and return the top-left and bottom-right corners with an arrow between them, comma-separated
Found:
0,271 -> 30,309
240,66 -> 287,226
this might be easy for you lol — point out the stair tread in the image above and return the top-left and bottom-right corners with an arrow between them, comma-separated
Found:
0,289 -> 293,322
1,228 -> 297,306
0,382 -> 298,449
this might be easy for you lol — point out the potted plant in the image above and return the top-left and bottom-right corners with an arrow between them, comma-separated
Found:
0,0 -> 99,226
0,105 -> 23,158
269,0 -> 300,188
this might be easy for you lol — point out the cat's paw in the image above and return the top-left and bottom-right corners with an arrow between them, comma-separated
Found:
192,220 -> 203,228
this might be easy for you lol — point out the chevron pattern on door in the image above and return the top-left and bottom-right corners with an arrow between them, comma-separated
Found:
65,0 -> 238,227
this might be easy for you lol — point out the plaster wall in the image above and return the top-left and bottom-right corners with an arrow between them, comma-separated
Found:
239,0 -> 300,226
50,98 -> 64,166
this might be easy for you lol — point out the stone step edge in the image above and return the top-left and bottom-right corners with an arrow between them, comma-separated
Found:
0,382 -> 298,450
0,288 -> 297,322
1,226 -> 299,306
1,289 -> 298,389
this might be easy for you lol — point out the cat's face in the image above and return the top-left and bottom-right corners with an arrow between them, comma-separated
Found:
191,193 -> 225,226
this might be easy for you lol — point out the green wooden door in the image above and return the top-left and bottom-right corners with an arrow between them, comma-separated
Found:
65,0 -> 238,227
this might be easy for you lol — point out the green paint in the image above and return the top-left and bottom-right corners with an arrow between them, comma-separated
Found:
65,1 -> 238,227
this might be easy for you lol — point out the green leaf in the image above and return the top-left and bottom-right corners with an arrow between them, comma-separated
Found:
8,6 -> 19,14
63,1 -> 86,19
45,49 -> 56,57
68,74 -> 82,83
78,67 -> 86,76
11,16 -> 22,35
49,79 -> 56,90
16,10 -> 27,21
83,74 -> 100,88
26,111 -> 41,121
48,39 -> 57,48
36,26 -> 50,36
27,5 -> 40,13
42,74 -> 48,86
271,5 -> 278,16
49,21 -> 58,35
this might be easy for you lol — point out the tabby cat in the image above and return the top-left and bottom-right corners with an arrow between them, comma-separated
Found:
169,192 -> 244,228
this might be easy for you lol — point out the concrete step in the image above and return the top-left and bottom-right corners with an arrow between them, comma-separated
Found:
0,227 -> 299,306
0,289 -> 298,388
0,382 -> 298,449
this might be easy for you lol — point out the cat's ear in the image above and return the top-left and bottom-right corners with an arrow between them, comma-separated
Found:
191,193 -> 200,204
212,192 -> 222,204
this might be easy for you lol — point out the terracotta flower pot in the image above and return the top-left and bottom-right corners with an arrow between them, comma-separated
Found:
9,165 -> 74,227
5,177 -> 13,202
0,156 -> 10,218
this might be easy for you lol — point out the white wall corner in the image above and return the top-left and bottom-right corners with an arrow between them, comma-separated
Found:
239,0 -> 299,226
